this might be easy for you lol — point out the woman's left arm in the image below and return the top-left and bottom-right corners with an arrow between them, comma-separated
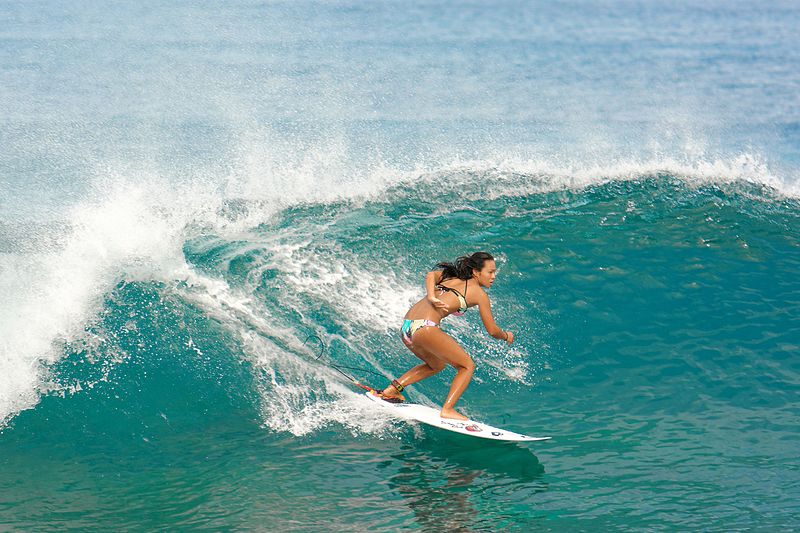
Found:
476,291 -> 513,343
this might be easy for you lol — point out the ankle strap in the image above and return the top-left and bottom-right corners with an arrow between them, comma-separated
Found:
391,379 -> 405,392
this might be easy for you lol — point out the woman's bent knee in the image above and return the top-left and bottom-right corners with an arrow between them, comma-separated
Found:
455,360 -> 475,373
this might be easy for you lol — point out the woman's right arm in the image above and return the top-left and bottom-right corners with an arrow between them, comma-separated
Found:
425,270 -> 448,310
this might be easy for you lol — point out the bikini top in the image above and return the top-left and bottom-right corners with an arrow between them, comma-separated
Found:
435,279 -> 469,316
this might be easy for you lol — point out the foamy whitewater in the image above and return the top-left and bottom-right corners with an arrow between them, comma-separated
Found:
2,1 -> 799,530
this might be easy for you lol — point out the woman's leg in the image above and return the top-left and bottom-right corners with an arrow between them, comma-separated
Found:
381,341 -> 446,399
409,327 -> 475,420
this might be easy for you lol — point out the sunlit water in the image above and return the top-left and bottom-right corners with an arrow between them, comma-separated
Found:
2,1 -> 799,530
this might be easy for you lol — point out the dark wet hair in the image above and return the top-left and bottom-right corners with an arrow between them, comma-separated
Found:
436,252 -> 495,281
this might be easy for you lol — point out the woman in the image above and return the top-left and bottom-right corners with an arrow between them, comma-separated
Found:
377,252 -> 514,420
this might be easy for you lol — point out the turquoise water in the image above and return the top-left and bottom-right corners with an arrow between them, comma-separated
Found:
2,1 -> 800,531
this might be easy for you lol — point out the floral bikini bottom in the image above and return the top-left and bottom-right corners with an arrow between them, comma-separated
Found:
400,319 -> 438,346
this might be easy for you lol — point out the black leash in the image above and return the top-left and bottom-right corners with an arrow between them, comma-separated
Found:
303,335 -> 386,392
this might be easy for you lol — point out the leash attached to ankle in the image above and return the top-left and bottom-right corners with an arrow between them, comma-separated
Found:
391,379 -> 405,392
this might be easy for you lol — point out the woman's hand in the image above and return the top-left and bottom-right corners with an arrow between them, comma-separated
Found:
427,295 -> 448,310
504,331 -> 514,344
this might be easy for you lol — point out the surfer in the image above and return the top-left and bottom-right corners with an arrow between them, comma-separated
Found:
377,252 -> 514,420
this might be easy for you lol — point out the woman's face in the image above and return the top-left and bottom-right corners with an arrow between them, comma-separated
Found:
474,260 -> 497,288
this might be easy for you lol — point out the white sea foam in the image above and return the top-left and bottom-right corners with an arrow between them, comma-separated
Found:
173,267 -> 406,437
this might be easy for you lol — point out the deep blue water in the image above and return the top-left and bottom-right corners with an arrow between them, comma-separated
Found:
2,1 -> 799,530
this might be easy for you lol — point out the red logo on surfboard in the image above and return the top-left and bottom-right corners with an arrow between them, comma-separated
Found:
465,424 -> 482,432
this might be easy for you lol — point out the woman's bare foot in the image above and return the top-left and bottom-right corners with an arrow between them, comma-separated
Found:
440,407 -> 468,420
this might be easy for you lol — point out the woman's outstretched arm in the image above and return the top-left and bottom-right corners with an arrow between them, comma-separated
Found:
476,290 -> 514,343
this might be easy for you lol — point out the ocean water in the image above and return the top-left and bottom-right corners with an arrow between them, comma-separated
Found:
1,1 -> 799,531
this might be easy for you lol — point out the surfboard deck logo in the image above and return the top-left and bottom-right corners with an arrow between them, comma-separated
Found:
365,390 -> 551,442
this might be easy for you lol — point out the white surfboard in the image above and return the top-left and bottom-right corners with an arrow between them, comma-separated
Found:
365,390 -> 550,442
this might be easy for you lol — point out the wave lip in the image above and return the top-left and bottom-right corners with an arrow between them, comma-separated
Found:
0,180 -> 192,428
400,152 -> 796,201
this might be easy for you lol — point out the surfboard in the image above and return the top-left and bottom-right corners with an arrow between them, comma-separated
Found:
365,390 -> 550,442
